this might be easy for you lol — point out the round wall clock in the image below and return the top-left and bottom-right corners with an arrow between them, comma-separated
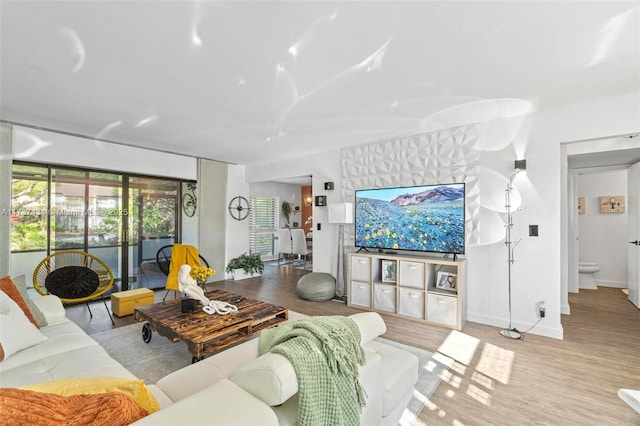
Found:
228,196 -> 250,221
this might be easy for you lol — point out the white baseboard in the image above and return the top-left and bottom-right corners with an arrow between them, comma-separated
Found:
596,280 -> 627,289
466,313 -> 564,340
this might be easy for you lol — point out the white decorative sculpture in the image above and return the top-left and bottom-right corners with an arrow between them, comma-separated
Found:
178,264 -> 238,315
178,264 -> 210,306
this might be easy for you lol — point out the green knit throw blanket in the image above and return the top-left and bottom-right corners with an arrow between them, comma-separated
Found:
258,316 -> 366,426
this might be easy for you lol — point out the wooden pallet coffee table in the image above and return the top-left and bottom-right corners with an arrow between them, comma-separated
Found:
134,289 -> 288,362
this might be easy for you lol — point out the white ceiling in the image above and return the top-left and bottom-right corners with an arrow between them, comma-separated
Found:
1,1 -> 639,167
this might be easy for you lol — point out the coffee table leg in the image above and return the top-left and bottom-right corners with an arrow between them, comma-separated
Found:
142,323 -> 152,343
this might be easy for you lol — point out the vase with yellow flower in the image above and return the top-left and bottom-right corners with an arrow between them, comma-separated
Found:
190,265 -> 215,290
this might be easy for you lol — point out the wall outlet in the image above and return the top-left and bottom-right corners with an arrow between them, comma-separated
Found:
536,301 -> 546,318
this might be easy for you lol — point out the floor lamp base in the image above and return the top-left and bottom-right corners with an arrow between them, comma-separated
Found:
499,328 -> 523,340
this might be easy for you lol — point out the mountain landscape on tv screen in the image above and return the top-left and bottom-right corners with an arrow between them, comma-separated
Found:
355,186 -> 465,253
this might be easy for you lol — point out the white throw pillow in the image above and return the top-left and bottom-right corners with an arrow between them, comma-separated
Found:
11,275 -> 48,327
0,290 -> 47,361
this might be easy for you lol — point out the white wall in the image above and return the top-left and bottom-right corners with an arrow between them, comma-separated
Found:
225,164 -> 250,278
578,170 -> 628,287
12,126 -> 197,180
246,92 -> 640,339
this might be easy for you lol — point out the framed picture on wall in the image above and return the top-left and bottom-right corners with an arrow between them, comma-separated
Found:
600,195 -> 625,213
436,271 -> 457,291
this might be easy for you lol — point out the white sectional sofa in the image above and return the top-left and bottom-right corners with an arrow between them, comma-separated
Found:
0,295 -> 141,388
1,294 -> 419,425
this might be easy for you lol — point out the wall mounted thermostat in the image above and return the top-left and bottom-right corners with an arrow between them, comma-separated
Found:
315,195 -> 327,206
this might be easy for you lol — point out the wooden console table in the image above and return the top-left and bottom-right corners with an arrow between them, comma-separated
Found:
134,289 -> 288,362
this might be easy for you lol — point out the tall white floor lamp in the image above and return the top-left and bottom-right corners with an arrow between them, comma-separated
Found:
500,159 -> 527,340
328,202 -> 354,301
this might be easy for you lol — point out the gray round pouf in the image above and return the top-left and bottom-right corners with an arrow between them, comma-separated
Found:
296,272 -> 336,301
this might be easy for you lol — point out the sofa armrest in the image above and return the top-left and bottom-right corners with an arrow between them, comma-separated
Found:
349,312 -> 387,344
131,380 -> 279,426
228,313 -> 387,408
155,338 -> 260,402
31,295 -> 66,325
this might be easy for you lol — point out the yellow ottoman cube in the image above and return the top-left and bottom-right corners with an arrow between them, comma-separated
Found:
111,288 -> 154,317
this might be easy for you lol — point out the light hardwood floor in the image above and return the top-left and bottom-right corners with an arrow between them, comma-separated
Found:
67,265 -> 640,426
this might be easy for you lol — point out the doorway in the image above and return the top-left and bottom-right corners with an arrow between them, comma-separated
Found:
564,135 -> 640,314
249,175 -> 312,263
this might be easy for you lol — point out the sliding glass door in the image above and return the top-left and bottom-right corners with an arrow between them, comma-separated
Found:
50,168 -> 123,287
128,176 -> 179,289
10,162 -> 182,292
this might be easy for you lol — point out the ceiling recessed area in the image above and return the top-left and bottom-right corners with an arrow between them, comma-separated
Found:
1,1 -> 638,166
271,176 -> 312,186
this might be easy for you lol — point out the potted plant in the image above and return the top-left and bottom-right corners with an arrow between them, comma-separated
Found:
226,252 -> 265,280
281,201 -> 292,227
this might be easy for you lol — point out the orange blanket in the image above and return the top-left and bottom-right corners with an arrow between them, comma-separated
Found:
165,244 -> 202,291
0,388 -> 149,426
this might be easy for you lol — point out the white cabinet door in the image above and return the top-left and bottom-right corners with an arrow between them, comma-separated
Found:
399,261 -> 425,289
427,293 -> 458,326
349,281 -> 371,307
350,256 -> 371,282
399,288 -> 425,319
373,284 -> 396,312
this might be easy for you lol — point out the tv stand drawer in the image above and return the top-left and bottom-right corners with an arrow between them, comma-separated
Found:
350,256 -> 371,282
373,284 -> 396,312
349,281 -> 371,307
399,260 -> 425,289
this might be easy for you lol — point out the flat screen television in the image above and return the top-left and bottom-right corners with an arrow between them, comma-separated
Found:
354,183 -> 465,255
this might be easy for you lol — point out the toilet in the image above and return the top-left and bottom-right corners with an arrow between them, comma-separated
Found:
578,262 -> 600,289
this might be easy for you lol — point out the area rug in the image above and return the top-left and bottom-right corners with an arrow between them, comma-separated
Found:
91,319 -> 452,424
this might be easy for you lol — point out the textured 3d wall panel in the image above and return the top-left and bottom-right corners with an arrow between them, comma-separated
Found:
341,124 -> 481,247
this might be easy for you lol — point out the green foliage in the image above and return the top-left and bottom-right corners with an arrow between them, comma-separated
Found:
281,201 -> 292,224
226,252 -> 264,275
10,179 -> 48,251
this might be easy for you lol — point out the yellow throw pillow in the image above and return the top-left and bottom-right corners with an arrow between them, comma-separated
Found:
21,376 -> 159,414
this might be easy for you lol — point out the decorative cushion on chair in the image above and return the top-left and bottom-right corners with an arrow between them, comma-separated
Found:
45,266 -> 100,299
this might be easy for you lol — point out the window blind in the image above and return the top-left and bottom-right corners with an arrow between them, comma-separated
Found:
249,195 -> 278,260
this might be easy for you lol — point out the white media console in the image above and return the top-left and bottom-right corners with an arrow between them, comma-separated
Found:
347,252 -> 466,330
